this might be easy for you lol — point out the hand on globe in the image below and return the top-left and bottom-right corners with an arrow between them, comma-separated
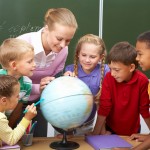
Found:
40,76 -> 55,93
40,76 -> 93,131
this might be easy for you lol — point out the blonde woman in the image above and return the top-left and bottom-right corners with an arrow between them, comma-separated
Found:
17,8 -> 78,136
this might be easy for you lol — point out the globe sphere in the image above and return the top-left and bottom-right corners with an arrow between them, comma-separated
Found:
40,76 -> 93,131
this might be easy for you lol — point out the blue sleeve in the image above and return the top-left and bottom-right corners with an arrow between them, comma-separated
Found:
104,64 -> 110,76
65,64 -> 74,72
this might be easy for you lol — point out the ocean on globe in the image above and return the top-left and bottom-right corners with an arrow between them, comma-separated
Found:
40,76 -> 93,131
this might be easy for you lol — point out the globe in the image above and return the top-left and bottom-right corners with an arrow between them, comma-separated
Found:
40,76 -> 93,131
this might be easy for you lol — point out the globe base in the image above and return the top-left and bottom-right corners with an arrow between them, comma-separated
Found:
50,130 -> 79,149
50,141 -> 80,150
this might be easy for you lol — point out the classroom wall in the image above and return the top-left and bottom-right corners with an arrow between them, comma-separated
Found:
0,0 -> 99,66
103,0 -> 150,78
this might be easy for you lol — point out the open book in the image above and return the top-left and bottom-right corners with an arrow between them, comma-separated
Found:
85,134 -> 132,150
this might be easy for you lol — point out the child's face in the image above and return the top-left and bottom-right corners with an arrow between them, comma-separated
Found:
109,61 -> 135,82
44,23 -> 76,53
78,43 -> 102,74
15,51 -> 36,77
136,41 -> 150,71
7,84 -> 20,110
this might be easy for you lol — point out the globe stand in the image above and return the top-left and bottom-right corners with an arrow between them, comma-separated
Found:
50,130 -> 80,150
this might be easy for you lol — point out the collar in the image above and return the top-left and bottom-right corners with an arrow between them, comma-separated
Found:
34,28 -> 57,56
122,70 -> 141,85
78,64 -> 100,78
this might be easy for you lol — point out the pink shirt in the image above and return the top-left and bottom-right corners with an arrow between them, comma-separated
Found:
17,29 -> 68,100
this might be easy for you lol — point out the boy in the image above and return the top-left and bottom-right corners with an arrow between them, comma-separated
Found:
114,31 -> 150,150
92,41 -> 150,136
0,38 -> 36,128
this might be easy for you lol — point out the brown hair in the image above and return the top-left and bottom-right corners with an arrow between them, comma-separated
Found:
73,34 -> 107,104
0,75 -> 19,98
107,41 -> 138,68
44,8 -> 78,31
107,41 -> 138,69
0,38 -> 34,69
137,31 -> 150,49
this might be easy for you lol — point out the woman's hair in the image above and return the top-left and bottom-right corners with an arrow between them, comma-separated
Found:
107,41 -> 138,69
73,34 -> 107,102
0,75 -> 19,98
137,31 -> 150,49
0,38 -> 34,69
44,8 -> 78,31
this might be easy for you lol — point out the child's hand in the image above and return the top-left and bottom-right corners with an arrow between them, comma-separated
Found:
24,103 -> 37,121
130,133 -> 150,142
40,76 -> 55,93
64,71 -> 77,77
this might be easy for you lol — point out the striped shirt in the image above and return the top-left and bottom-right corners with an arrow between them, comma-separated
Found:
0,112 -> 30,146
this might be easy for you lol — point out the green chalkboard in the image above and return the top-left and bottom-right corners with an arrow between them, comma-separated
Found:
0,0 -> 99,65
103,0 -> 150,78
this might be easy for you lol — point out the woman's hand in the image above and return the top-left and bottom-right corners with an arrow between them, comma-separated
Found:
40,76 -> 55,93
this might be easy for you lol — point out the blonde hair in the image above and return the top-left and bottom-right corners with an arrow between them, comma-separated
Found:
0,75 -> 19,98
44,8 -> 78,31
74,34 -> 107,104
0,38 -> 34,69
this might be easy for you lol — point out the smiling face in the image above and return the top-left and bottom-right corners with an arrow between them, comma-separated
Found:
78,43 -> 102,74
109,61 -> 135,82
11,51 -> 36,78
17,51 -> 35,77
136,41 -> 150,71
43,23 -> 76,53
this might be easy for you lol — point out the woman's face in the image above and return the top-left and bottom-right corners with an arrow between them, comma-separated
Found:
44,23 -> 76,53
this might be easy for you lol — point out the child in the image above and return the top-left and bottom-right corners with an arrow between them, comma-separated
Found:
64,34 -> 110,135
0,75 -> 37,146
92,41 -> 150,136
0,38 -> 36,129
114,31 -> 150,150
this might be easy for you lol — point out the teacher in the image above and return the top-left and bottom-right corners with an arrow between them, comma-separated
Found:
17,8 -> 78,136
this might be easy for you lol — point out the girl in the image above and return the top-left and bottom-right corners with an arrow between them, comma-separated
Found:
0,75 -> 36,146
64,34 -> 110,135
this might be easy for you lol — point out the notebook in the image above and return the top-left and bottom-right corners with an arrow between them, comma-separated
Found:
85,134 -> 132,150
0,144 -> 20,150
